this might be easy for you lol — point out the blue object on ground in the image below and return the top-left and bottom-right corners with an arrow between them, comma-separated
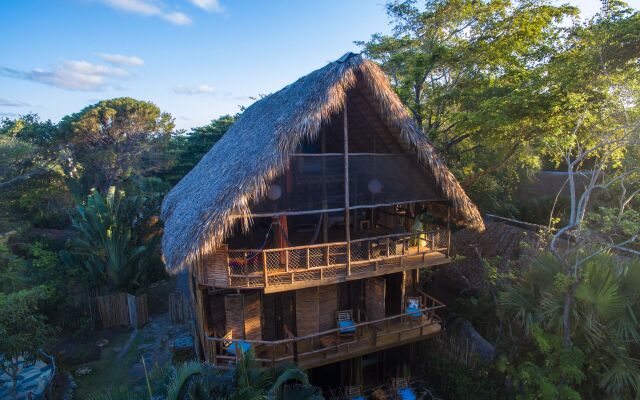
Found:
351,396 -> 366,400
398,387 -> 417,400
406,305 -> 421,318
173,335 -> 194,350
0,356 -> 55,400
338,320 -> 356,334
226,340 -> 251,355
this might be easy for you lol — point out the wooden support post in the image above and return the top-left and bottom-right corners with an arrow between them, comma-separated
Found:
271,345 -> 276,366
306,248 -> 310,269
446,205 -> 452,257
321,129 -> 329,244
343,104 -> 351,276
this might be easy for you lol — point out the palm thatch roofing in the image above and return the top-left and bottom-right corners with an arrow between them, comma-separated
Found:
161,53 -> 484,271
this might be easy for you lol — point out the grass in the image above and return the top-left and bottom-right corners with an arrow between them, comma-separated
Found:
73,329 -> 146,398
72,277 -> 177,398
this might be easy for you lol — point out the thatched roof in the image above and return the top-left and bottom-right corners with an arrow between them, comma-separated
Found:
161,53 -> 484,271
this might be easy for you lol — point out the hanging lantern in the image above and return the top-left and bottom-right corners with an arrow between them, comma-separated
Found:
267,184 -> 282,200
368,179 -> 383,194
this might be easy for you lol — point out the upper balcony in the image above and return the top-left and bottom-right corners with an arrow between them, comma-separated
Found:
196,229 -> 450,293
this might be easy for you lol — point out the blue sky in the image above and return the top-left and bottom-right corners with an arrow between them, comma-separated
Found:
0,0 -> 623,130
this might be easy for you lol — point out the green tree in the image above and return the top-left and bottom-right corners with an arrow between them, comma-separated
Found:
58,97 -> 176,193
358,0 -> 576,207
0,114 -> 71,228
0,287 -> 54,400
161,115 -> 235,185
359,1 -> 640,218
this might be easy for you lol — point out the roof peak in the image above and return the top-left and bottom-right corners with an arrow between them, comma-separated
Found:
336,52 -> 358,63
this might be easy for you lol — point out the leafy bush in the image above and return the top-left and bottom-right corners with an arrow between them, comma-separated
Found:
424,355 -> 506,400
62,186 -> 163,294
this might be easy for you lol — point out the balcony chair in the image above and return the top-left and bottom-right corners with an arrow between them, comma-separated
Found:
391,377 -> 416,400
336,310 -> 357,336
344,385 -> 365,400
222,330 -> 251,357
405,297 -> 422,319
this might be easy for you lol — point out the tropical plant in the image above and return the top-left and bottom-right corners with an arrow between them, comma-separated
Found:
88,353 -> 322,400
498,251 -> 640,398
61,186 -> 162,294
187,351 -> 323,400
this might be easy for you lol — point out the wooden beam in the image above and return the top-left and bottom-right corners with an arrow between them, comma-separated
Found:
344,105 -> 351,276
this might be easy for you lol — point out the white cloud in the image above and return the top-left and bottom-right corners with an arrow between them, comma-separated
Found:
96,53 -> 144,66
0,98 -> 29,107
174,84 -> 216,95
0,60 -> 131,91
188,0 -> 224,12
97,0 -> 192,25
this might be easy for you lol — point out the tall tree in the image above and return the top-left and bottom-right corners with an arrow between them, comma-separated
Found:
161,114 -> 235,185
58,97 -> 176,193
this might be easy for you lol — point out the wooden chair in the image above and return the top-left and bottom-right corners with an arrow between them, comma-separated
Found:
222,330 -> 251,357
336,310 -> 357,336
344,385 -> 365,400
405,297 -> 422,319
391,377 -> 415,400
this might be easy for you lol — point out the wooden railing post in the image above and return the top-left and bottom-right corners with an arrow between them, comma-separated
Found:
262,252 -> 268,288
293,340 -> 299,364
284,250 -> 289,272
306,248 -> 310,269
325,245 -> 330,266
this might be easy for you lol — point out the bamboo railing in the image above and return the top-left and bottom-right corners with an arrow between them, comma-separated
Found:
202,229 -> 450,289
205,295 -> 446,367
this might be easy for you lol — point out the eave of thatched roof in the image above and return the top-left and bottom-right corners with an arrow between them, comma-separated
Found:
161,53 -> 484,272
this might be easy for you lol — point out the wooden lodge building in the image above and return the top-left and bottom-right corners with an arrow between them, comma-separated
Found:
161,53 -> 484,386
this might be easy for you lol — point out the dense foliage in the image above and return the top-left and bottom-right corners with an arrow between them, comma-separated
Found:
0,99 -> 235,361
359,0 -> 640,219
0,286 -> 55,399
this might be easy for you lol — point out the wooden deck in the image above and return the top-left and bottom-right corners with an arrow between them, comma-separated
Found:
198,230 -> 451,292
205,293 -> 445,369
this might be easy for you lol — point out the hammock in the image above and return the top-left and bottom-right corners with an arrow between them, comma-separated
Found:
229,223 -> 274,269
282,214 -> 323,247
230,215 -> 323,271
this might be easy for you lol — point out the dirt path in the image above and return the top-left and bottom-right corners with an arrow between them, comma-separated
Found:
116,328 -> 138,360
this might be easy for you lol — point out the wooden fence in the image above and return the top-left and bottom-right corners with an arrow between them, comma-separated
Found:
96,293 -> 149,329
169,292 -> 191,324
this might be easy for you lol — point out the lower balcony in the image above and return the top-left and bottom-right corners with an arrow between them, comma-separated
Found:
198,229 -> 450,293
203,292 -> 445,369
